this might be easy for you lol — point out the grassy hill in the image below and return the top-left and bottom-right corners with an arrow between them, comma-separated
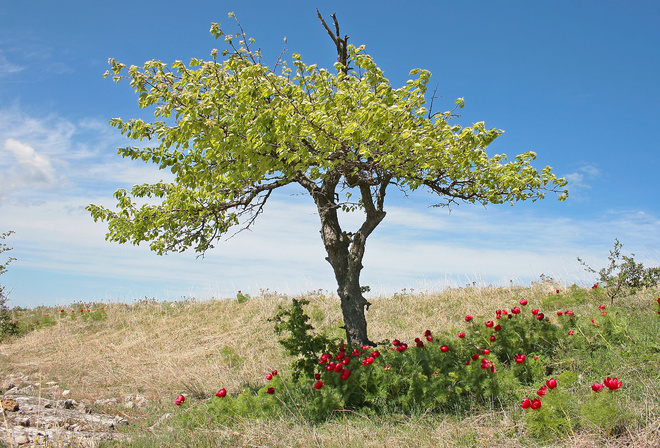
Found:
1,282 -> 659,447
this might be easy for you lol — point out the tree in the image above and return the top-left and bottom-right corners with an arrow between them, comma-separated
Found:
88,12 -> 567,346
1,231 -> 19,340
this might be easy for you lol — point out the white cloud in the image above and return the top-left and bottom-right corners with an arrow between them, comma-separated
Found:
0,53 -> 25,76
564,165 -> 601,190
0,138 -> 61,198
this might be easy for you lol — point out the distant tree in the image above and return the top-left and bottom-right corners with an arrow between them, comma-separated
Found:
1,231 -> 19,340
88,12 -> 567,346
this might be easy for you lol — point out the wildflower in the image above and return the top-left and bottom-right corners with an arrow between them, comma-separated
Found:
424,329 -> 432,337
314,373 -> 321,380
416,340 -> 425,348
466,360 -> 470,365
351,348 -> 362,357
371,350 -> 380,358
599,304 -> 606,310
565,310 -> 574,315
326,362 -> 335,371
557,311 -> 563,316
427,336 -> 433,342
531,398 -> 542,409
494,324 -> 502,331
568,330 -> 574,335
471,353 -> 480,360
384,364 -> 391,370
514,354 -> 526,364
175,395 -> 185,405
266,373 -> 273,381
592,383 -> 605,392
531,309 -> 539,315
361,356 -> 374,365
341,356 -> 351,365
216,389 -> 227,398
458,332 -> 466,338
536,313 -> 545,321
520,299 -> 528,306
339,344 -> 346,352
520,398 -> 532,409
336,352 -> 346,360
604,377 -> 622,390
546,378 -> 557,389
485,320 -> 494,328
592,283 -> 598,289
465,315 -> 474,322
534,356 -> 539,360
333,363 -> 343,372
396,343 -> 408,352
392,339 -> 400,346
314,380 -> 324,390
512,306 -> 521,314
267,387 -> 275,394
602,312 -> 607,316
440,346 -> 449,352
340,368 -> 351,381
271,370 -> 278,376
556,289 -> 560,294
537,385 -> 547,397
490,336 -> 496,342
482,349 -> 490,355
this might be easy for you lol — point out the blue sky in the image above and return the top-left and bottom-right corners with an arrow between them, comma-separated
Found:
1,1 -> 658,307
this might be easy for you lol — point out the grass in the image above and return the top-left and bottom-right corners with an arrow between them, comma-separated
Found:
1,281 -> 659,447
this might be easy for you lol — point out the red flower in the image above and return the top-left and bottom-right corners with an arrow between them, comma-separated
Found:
424,329 -> 432,337
602,311 -> 607,316
216,389 -> 227,398
592,284 -> 598,289
336,352 -> 346,360
531,398 -> 542,409
490,336 -> 496,342
342,356 -> 351,365
392,339 -> 400,346
599,304 -> 606,310
361,356 -> 374,365
465,315 -> 474,322
427,336 -> 433,342
60,309 -> 65,313
514,354 -> 526,364
471,353 -> 480,360
371,350 -> 380,358
458,332 -> 466,338
512,306 -> 521,314
314,380 -> 324,390
333,363 -> 343,372
604,377 -> 622,390
271,370 -> 278,376
520,299 -> 528,306
340,368 -> 351,381
568,330 -> 574,335
416,340 -> 424,348
396,343 -> 408,352
482,349 -> 490,355
546,378 -> 557,389
339,344 -> 346,352
556,289 -> 560,294
536,313 -> 545,321
557,311 -> 563,316
175,395 -> 185,405
485,320 -> 494,328
565,310 -> 574,315
351,348 -> 362,357
531,309 -> 539,315
592,383 -> 605,392
267,387 -> 275,394
520,398 -> 532,409
266,373 -> 273,381
537,385 -> 547,397
494,324 -> 502,332
440,346 -> 449,352
314,373 -> 321,380
657,298 -> 660,305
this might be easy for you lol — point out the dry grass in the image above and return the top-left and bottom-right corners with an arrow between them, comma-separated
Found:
1,282 -> 658,447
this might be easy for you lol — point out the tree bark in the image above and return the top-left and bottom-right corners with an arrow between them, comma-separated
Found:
297,173 -> 387,346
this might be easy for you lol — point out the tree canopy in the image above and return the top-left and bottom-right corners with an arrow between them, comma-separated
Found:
88,13 -> 567,345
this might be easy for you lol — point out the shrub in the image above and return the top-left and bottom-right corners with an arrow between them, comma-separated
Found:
579,239 -> 660,304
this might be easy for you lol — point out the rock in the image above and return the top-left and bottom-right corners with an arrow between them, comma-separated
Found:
61,389 -> 70,397
124,401 -> 137,409
1,398 -> 19,411
14,434 -> 29,445
15,417 -> 30,427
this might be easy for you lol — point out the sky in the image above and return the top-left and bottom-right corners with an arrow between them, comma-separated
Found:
1,1 -> 659,307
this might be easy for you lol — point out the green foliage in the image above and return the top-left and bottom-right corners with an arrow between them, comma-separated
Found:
0,231 -> 16,277
579,239 -> 660,304
269,299 -> 340,379
87,15 -> 566,257
236,290 -> 250,303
